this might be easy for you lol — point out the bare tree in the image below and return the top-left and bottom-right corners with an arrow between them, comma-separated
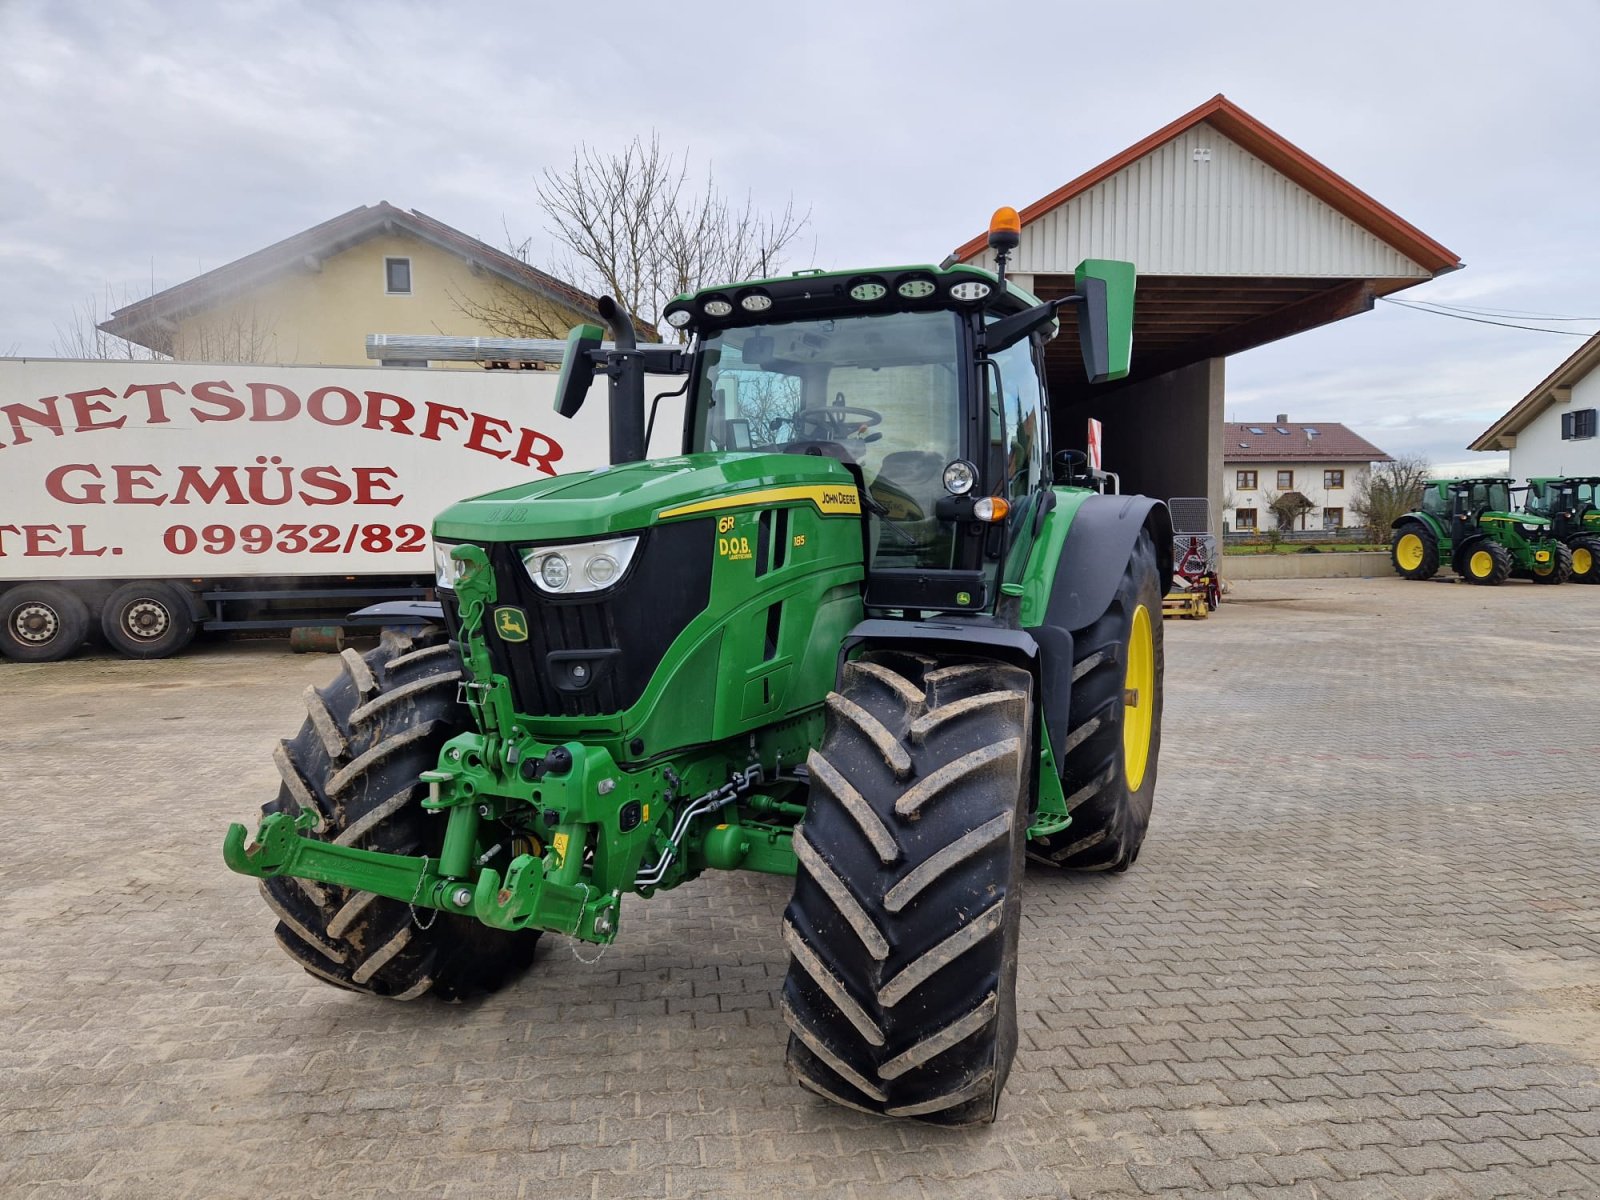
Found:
52,287 -> 162,359
469,133 -> 811,342
54,286 -> 275,362
1352,454 -> 1431,541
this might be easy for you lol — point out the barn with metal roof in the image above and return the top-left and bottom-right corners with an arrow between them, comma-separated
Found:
954,95 -> 1461,526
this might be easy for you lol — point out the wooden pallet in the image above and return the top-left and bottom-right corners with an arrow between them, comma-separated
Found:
1162,591 -> 1209,620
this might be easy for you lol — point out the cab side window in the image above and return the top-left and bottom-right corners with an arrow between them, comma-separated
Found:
988,336 -> 1045,504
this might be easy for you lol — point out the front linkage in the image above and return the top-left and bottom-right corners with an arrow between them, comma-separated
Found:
225,545 -> 814,945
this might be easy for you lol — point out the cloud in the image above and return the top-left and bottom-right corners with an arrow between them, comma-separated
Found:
2,0 -> 1596,473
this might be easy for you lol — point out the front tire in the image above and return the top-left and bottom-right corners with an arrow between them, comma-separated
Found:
1391,525 -> 1440,581
783,652 -> 1031,1124
1028,527 -> 1164,872
1531,542 -> 1574,585
1461,541 -> 1512,585
100,581 -> 197,658
257,627 -> 540,1000
0,584 -> 89,663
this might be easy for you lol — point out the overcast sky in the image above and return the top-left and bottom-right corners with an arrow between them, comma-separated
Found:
3,0 -> 1597,474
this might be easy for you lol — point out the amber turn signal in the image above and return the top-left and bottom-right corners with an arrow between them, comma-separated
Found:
973,496 -> 1010,522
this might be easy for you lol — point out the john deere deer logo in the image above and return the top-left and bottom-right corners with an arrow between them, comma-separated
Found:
494,606 -> 529,642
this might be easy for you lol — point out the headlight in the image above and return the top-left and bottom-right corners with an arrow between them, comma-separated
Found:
942,460 -> 978,495
522,535 -> 640,595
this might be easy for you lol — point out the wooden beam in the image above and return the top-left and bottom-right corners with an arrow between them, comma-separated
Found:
1203,280 -> 1375,359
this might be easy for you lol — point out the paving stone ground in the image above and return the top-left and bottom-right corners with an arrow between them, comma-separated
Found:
3,576 -> 1599,1199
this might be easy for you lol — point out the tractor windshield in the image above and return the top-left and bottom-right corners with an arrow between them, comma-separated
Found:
691,310 -> 964,570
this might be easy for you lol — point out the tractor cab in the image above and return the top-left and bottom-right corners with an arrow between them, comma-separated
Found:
1524,476 -> 1600,583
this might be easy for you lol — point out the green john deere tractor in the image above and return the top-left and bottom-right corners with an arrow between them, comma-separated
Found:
224,210 -> 1172,1124
1523,476 -> 1600,584
1391,477 -> 1571,585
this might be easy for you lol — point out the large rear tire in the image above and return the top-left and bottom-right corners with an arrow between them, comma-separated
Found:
1028,527 -> 1164,872
258,627 -> 540,1000
783,652 -> 1031,1125
1571,537 -> 1600,584
0,584 -> 89,663
1391,524 -> 1440,581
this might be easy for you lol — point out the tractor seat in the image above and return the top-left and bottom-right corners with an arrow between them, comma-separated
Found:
873,450 -> 945,490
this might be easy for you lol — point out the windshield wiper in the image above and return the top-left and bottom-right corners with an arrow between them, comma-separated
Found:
861,491 -> 919,544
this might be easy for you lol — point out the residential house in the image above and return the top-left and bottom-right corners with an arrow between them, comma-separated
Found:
98,202 -> 642,367
1224,416 -> 1393,532
1468,331 -> 1600,479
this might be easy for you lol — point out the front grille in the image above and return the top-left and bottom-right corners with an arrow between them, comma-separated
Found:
445,521 -> 712,719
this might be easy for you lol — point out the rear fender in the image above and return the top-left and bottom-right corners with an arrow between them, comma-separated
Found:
1020,493 -> 1171,760
1392,512 -> 1445,541
1451,533 -> 1490,575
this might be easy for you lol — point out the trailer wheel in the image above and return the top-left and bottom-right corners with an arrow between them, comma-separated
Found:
1530,542 -> 1573,585
257,627 -> 540,1001
783,652 -> 1031,1125
1028,526 -> 1164,872
100,581 -> 197,659
0,584 -> 90,663
1571,537 -> 1600,583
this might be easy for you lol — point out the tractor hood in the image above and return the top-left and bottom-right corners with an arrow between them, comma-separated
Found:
433,452 -> 861,543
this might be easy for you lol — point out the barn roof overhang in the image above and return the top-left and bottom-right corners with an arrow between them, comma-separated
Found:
954,95 -> 1463,401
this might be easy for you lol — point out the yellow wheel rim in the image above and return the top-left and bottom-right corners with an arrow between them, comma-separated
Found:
1123,604 -> 1155,791
1396,533 -> 1425,571
1573,547 -> 1592,576
1470,550 -> 1494,578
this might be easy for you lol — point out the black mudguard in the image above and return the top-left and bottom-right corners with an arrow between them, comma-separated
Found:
1028,494 -> 1172,761
1450,534 -> 1488,576
350,599 -> 446,623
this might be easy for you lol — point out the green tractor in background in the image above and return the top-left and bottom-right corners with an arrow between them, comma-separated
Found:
1523,476 -> 1600,584
225,209 -> 1172,1124
1391,477 -> 1571,585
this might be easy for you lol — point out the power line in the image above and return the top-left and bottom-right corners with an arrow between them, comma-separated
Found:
1378,296 -> 1598,336
1411,300 -> 1600,321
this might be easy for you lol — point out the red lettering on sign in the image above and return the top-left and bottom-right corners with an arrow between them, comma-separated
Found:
45,464 -> 106,503
511,426 -> 563,476
122,381 -> 185,424
420,401 -> 469,442
67,388 -> 125,434
308,386 -> 362,426
191,380 -> 247,423
352,466 -> 402,506
362,391 -> 415,435
2,395 -> 64,447
248,382 -> 300,422
465,410 -> 514,460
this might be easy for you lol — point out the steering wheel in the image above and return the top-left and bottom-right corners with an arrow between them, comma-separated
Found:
789,405 -> 883,441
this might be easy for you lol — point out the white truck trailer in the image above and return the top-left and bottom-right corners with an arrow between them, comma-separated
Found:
0,358 -> 648,661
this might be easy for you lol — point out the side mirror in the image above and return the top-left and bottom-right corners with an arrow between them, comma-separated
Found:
1073,259 -> 1135,383
554,323 -> 604,418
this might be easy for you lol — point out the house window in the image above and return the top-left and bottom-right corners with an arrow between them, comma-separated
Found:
1323,507 -> 1344,529
385,257 -> 412,294
1235,508 -> 1258,530
1562,408 -> 1597,440
1276,469 -> 1294,489
1324,469 -> 1344,489
1236,469 -> 1257,490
